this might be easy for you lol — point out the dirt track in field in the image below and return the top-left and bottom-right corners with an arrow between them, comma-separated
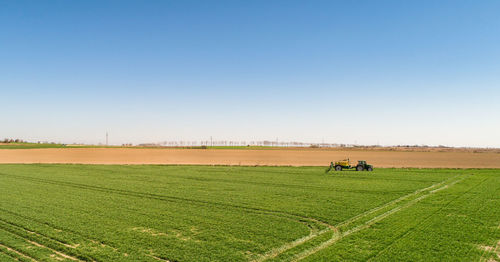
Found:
0,148 -> 499,168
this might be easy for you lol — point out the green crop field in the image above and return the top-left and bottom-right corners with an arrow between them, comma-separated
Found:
0,143 -> 68,149
0,165 -> 498,261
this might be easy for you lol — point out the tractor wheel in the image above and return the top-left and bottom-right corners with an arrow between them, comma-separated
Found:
367,167 -> 373,171
335,165 -> 342,171
356,165 -> 364,171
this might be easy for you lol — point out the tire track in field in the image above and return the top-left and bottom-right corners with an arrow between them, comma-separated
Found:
0,247 -> 22,261
0,218 -> 79,249
0,208 -> 119,261
0,242 -> 38,262
25,239 -> 82,261
336,178 -> 450,228
0,248 -> 17,261
289,175 -> 467,261
251,226 -> 337,262
0,225 -> 83,261
0,219 -> 92,261
366,177 -> 489,262
0,207 -> 180,262
251,175 -> 463,262
148,254 -> 171,261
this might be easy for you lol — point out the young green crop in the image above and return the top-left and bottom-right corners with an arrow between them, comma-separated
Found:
0,165 -> 498,261
0,143 -> 67,149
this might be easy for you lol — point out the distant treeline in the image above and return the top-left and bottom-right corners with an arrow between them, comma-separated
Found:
1,138 -> 27,143
139,140 -> 342,148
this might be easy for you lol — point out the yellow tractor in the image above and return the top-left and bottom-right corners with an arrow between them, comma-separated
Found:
326,158 -> 373,172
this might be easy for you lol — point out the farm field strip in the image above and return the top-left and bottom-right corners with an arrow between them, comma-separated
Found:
0,172 -> 334,261
0,171 -> 320,221
0,205 -> 326,262
1,165 -> 349,261
0,167 -> 460,260
0,165 -> 497,261
2,148 -> 500,168
3,168 -> 451,262
254,174 -> 466,261
0,171 -> 334,243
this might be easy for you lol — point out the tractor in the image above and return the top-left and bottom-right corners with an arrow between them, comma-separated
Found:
326,159 -> 373,172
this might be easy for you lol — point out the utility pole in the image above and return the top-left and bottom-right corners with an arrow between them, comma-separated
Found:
210,136 -> 213,147
106,132 -> 108,146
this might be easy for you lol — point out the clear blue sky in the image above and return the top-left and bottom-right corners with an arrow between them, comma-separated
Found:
1,0 -> 499,147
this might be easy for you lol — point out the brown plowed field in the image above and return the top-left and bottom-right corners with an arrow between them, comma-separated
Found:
0,148 -> 499,168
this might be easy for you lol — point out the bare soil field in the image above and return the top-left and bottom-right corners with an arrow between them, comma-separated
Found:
0,148 -> 499,168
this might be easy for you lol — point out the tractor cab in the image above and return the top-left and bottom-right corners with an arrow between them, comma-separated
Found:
356,161 -> 373,171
